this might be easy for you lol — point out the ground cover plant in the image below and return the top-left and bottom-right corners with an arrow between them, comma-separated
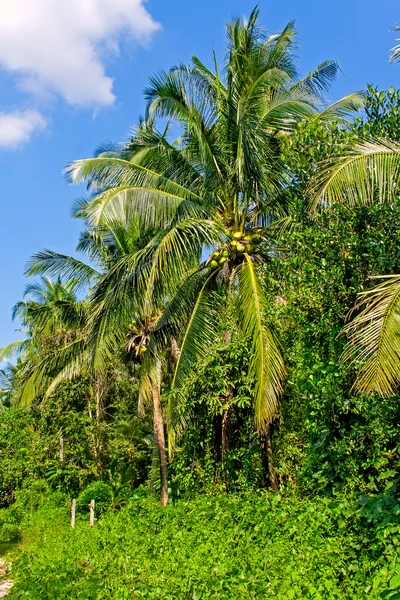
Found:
2,490 -> 400,600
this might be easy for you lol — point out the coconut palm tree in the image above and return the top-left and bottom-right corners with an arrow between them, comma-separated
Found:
311,138 -> 400,395
65,8 -> 362,474
0,277 -> 88,405
25,218 -> 173,504
0,363 -> 17,409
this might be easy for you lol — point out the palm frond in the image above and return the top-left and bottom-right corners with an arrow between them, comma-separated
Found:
310,138 -> 400,210
0,340 -> 29,362
342,275 -> 400,396
307,92 -> 365,126
292,60 -> 341,100
390,25 -> 400,63
167,272 -> 221,454
26,250 -> 100,289
236,255 -> 285,429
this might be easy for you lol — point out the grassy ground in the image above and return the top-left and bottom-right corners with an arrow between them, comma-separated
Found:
2,491 -> 399,599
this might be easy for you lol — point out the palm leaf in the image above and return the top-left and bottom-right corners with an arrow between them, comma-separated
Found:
390,25 -> 400,63
342,275 -> 400,396
236,255 -> 285,429
0,340 -> 29,362
310,138 -> 400,210
26,250 -> 100,289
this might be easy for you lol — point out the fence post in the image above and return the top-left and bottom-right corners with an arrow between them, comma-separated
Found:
71,498 -> 76,529
90,499 -> 95,527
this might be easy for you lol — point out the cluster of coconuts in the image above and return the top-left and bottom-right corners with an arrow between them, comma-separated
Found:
210,231 -> 261,268
210,248 -> 230,269
128,325 -> 148,355
133,344 -> 147,354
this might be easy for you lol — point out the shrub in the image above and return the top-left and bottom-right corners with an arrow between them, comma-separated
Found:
77,481 -> 113,514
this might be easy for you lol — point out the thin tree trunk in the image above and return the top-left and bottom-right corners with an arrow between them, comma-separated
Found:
93,376 -> 107,476
152,376 -> 168,506
261,424 -> 278,493
59,431 -> 64,463
221,408 -> 230,464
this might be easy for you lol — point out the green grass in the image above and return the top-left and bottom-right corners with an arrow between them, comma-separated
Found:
4,491 -> 400,599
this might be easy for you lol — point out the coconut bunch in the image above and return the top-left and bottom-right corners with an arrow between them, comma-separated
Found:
209,230 -> 262,269
126,315 -> 159,356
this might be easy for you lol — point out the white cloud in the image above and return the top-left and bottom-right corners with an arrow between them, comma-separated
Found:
0,0 -> 160,107
0,110 -> 47,148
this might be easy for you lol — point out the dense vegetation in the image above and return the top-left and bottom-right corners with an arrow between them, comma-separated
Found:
2,8 -> 400,598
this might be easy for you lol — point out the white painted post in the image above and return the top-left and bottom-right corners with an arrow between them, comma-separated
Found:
90,499 -> 95,527
71,498 -> 76,529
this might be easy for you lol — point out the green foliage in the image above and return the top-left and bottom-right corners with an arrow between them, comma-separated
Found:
169,337 -> 265,496
0,379 -> 152,508
77,482 -> 113,514
5,492 -> 400,599
355,85 -> 400,141
0,409 -> 37,507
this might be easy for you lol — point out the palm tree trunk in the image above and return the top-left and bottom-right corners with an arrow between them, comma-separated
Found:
151,377 -> 168,506
261,424 -> 278,493
149,437 -> 159,494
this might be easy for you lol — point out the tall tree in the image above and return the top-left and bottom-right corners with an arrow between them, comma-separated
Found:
65,9 -> 362,478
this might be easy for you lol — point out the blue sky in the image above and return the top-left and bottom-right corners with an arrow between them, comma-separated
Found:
0,0 -> 399,348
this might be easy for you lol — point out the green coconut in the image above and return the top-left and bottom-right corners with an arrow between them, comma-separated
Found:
233,231 -> 243,240
219,257 -> 228,265
247,245 -> 254,253
236,243 -> 246,253
251,233 -> 261,243
244,234 -> 252,241
230,240 -> 238,247
210,260 -> 219,268
213,251 -> 221,258
139,346 -> 147,354
222,249 -> 229,257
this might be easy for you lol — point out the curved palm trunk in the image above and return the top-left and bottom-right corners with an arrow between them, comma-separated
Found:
151,374 -> 168,506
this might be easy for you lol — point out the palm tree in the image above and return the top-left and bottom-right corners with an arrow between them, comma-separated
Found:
25,219 -> 172,504
311,138 -> 400,395
0,363 -> 17,409
0,277 -> 88,405
65,8 -> 362,481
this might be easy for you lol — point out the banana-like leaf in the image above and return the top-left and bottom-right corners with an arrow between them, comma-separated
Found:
342,275 -> 400,396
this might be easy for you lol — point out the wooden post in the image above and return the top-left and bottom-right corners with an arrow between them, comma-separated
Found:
71,498 -> 76,529
90,499 -> 95,527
